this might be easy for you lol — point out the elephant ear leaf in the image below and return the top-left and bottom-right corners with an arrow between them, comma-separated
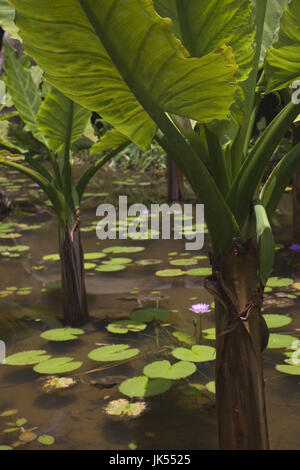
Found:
90,129 -> 130,157
10,0 -> 238,150
37,86 -> 91,154
2,42 -> 45,143
253,199 -> 275,286
0,0 -> 20,39
262,0 -> 300,93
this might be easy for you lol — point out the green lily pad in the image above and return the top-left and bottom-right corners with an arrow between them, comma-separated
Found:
84,262 -> 96,270
172,345 -> 216,362
3,427 -> 19,433
206,381 -> 216,394
104,399 -> 147,417
185,267 -> 212,276
84,252 -> 106,260
16,418 -> 27,427
266,277 -> 294,288
42,254 -> 60,261
143,360 -> 196,380
267,333 -> 298,349
276,364 -> 300,375
0,446 -> 12,450
0,409 -> 18,417
95,264 -> 126,272
102,246 -> 145,254
106,320 -> 147,334
263,314 -> 292,329
88,344 -> 139,362
103,257 -> 132,265
169,258 -> 198,266
155,269 -> 185,277
119,376 -> 172,398
33,357 -> 83,374
19,431 -> 37,443
130,308 -> 172,323
38,434 -> 55,445
6,350 -> 51,366
203,328 -> 216,340
40,328 -> 84,342
172,331 -> 196,345
135,259 -> 162,266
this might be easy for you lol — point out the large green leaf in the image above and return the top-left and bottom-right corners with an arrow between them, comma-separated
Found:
259,0 -> 289,64
0,0 -> 19,39
262,0 -> 300,93
2,42 -> 44,143
37,86 -> 91,153
153,0 -> 255,81
11,0 -> 238,150
90,128 -> 130,156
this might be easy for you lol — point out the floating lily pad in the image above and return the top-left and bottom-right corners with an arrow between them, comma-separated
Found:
104,399 -> 147,418
19,431 -> 37,443
143,360 -> 196,380
169,258 -> 198,266
266,277 -> 294,288
0,446 -> 12,450
172,331 -> 196,345
88,344 -> 139,362
206,381 -> 216,394
38,434 -> 55,445
203,328 -> 216,340
267,333 -> 298,349
40,328 -> 84,342
0,409 -> 18,417
42,254 -> 60,261
275,364 -> 300,375
185,267 -> 212,276
172,345 -> 216,362
84,262 -> 96,270
130,308 -> 172,323
16,418 -> 27,427
95,264 -> 126,272
3,427 -> 19,433
102,246 -> 145,254
33,357 -> 83,374
103,257 -> 132,265
155,269 -> 185,277
119,376 -> 172,398
84,252 -> 107,260
37,375 -> 79,394
106,320 -> 147,334
6,350 -> 51,366
263,314 -> 292,329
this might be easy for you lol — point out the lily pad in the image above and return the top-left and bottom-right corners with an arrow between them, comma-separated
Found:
40,328 -> 84,342
130,308 -> 172,323
172,331 -> 196,345
95,264 -> 126,272
266,277 -> 294,288
143,360 -> 196,380
5,350 -> 51,366
169,258 -> 198,266
275,364 -> 300,375
84,252 -> 106,260
0,446 -> 12,450
0,409 -> 18,417
103,257 -> 132,265
37,434 -> 55,445
42,254 -> 60,261
203,328 -> 216,340
263,314 -> 292,329
84,262 -> 96,270
37,375 -> 79,394
119,376 -> 172,398
135,259 -> 162,266
16,418 -> 27,427
19,431 -> 37,443
267,333 -> 298,349
33,357 -> 83,374
102,246 -> 145,254
104,399 -> 147,417
106,320 -> 147,334
172,345 -> 216,362
185,267 -> 212,276
155,269 -> 185,277
88,344 -> 139,362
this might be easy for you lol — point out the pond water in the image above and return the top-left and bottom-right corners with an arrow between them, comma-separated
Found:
0,167 -> 299,450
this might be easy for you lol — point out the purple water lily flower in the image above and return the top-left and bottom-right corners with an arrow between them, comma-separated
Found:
189,303 -> 211,314
289,243 -> 300,251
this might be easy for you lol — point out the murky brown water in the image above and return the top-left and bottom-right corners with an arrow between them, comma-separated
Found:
0,168 -> 299,450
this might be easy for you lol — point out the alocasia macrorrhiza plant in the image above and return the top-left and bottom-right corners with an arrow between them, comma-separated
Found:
0,41 -> 123,326
7,0 -> 300,449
